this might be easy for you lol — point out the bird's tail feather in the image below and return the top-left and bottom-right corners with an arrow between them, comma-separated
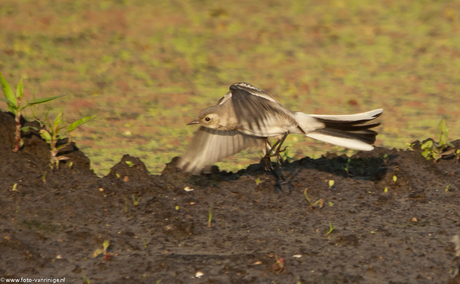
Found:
295,109 -> 383,151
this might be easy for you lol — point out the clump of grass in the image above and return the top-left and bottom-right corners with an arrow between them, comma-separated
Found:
0,72 -> 62,152
421,119 -> 456,162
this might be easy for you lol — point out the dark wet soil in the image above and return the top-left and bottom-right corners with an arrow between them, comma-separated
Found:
1,110 -> 460,284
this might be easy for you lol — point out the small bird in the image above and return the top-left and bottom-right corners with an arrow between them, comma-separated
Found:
178,82 -> 383,174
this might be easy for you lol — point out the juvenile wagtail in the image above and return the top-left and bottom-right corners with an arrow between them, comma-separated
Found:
178,82 -> 383,174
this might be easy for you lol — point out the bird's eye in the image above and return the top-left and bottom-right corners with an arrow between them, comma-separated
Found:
205,117 -> 210,122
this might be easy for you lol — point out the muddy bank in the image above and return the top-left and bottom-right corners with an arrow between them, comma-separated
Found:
1,111 -> 459,283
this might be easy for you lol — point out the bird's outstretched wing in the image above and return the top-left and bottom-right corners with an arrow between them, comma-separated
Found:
178,126 -> 264,174
230,82 -> 298,137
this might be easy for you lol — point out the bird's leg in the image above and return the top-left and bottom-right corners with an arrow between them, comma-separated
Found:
261,132 -> 290,170
262,140 -> 277,171
273,132 -> 289,165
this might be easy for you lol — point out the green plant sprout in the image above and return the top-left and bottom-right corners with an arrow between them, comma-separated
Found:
92,240 -> 113,260
456,149 -> 460,163
245,174 -> 262,187
328,180 -> 335,190
393,175 -> 397,183
325,222 -> 336,236
381,154 -> 389,165
272,254 -> 285,274
0,72 -> 62,152
39,112 -> 96,168
303,188 -> 324,210
208,203 -> 213,228
132,194 -> 141,206
12,183 -> 18,191
421,119 -> 456,162
342,158 -> 351,175
125,161 -> 134,167
82,274 -> 91,284
445,184 -> 451,192
405,142 -> 415,151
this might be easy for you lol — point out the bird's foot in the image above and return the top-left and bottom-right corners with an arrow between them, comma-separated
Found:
261,156 -> 274,171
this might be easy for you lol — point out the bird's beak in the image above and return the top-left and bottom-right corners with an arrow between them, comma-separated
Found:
187,120 -> 199,125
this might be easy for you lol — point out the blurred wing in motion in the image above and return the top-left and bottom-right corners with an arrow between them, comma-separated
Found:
178,126 -> 265,174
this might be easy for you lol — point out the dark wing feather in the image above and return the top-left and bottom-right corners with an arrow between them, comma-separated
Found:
230,83 -> 297,137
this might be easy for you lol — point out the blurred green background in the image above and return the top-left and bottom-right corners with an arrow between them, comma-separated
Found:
1,0 -> 459,175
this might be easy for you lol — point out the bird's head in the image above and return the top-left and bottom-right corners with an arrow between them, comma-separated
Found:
187,106 -> 221,129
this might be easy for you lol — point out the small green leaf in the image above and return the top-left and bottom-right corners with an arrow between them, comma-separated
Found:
421,140 -> 433,150
437,119 -> 448,145
0,97 -> 18,112
422,151 -> 432,159
103,240 -> 110,250
392,175 -> 397,182
16,78 -> 24,100
25,95 -> 63,107
328,180 -> 335,188
21,126 -> 38,132
56,143 -> 70,151
54,113 -> 63,132
125,161 -> 134,167
0,72 -> 17,112
40,130 -> 52,143
67,115 -> 97,133
93,248 -> 104,258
